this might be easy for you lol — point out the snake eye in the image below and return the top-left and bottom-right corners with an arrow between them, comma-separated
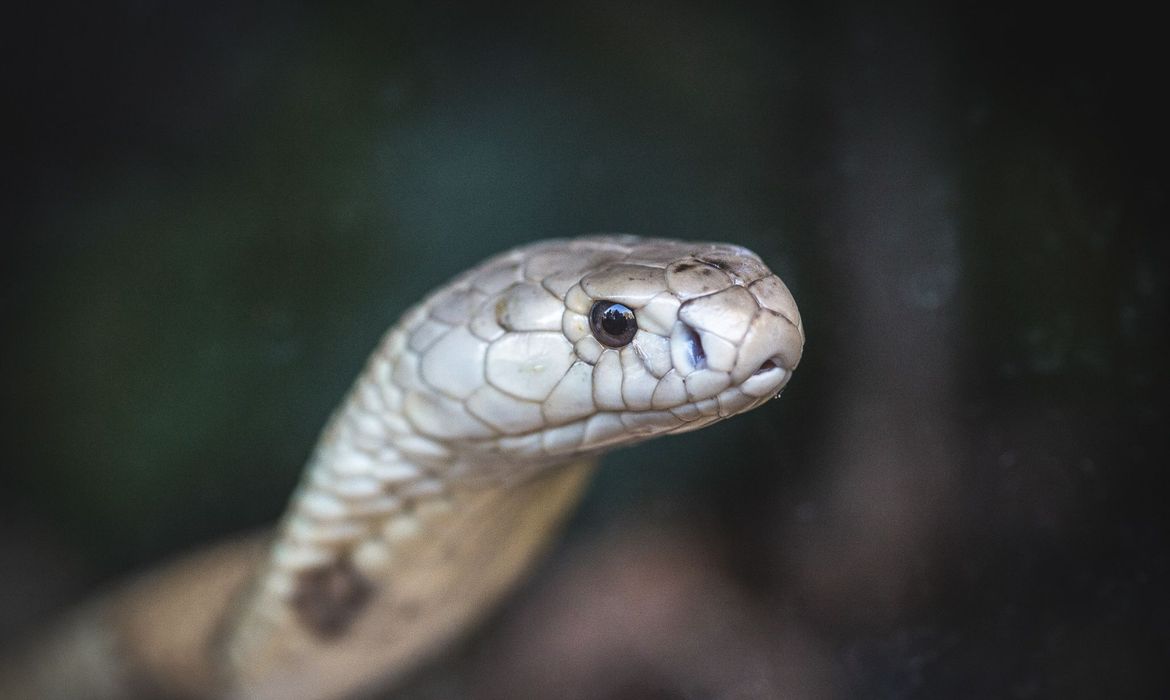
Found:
589,301 -> 638,347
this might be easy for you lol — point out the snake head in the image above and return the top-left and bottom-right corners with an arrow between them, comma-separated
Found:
363,235 -> 803,472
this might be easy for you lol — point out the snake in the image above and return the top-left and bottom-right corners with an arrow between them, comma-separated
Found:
2,235 -> 804,699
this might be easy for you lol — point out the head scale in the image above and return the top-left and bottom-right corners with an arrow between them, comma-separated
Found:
366,235 -> 803,475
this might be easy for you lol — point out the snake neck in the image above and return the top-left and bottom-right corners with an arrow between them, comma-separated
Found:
218,358 -> 595,698
0,370 -> 595,700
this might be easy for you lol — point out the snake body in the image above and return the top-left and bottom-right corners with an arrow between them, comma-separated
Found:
3,235 -> 803,699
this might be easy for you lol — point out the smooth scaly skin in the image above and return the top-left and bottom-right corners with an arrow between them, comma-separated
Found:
1,235 -> 804,699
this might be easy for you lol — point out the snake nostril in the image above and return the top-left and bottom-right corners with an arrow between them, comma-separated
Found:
752,357 -> 780,376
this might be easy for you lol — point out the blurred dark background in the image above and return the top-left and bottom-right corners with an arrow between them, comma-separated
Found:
2,1 -> 1166,698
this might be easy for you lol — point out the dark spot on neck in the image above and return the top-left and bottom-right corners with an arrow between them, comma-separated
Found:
291,557 -> 373,639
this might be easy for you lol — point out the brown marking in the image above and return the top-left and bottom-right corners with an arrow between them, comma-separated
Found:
672,261 -> 699,273
494,297 -> 510,329
291,558 -> 373,639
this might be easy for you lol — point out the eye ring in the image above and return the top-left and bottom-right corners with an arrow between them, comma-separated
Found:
589,301 -> 638,348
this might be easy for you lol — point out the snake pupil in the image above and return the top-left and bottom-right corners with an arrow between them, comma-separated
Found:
589,301 -> 638,347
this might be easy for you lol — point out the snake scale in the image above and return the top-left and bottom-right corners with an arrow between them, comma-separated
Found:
2,235 -> 804,699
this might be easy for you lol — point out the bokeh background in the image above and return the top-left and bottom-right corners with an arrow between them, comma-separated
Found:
3,2 -> 1166,698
